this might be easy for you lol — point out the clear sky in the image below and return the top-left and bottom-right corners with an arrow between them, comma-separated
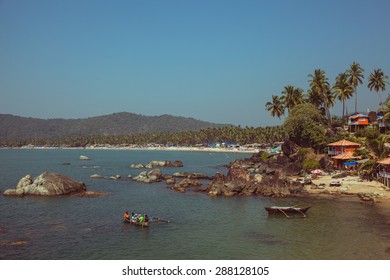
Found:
1,0 -> 389,127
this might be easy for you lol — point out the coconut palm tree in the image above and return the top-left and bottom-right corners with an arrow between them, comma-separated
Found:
368,69 -> 389,109
265,95 -> 285,119
333,72 -> 354,122
281,85 -> 304,112
346,62 -> 364,113
308,69 -> 333,123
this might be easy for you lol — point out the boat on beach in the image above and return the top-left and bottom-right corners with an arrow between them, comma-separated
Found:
265,206 -> 311,218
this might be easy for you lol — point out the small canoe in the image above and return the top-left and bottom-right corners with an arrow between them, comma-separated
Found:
123,219 -> 149,227
265,206 -> 310,218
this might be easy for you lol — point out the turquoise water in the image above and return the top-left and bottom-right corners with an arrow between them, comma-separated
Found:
1,149 -> 390,259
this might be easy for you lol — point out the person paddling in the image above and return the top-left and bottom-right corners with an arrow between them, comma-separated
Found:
123,211 -> 130,222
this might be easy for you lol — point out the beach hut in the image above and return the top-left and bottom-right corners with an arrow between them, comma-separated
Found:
330,152 -> 361,170
377,157 -> 390,188
328,140 -> 361,156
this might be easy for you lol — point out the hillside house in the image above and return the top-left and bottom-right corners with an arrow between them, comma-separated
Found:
348,113 -> 369,132
328,140 -> 361,169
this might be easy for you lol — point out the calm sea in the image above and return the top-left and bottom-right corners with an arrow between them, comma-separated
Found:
1,149 -> 390,260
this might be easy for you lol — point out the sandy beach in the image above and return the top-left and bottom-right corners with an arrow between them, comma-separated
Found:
299,174 -> 390,223
18,145 -> 260,154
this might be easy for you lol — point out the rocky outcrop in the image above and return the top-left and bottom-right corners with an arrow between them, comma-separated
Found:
205,167 -> 306,197
133,169 -> 163,183
172,178 -> 202,193
3,172 -> 87,196
130,160 -> 184,169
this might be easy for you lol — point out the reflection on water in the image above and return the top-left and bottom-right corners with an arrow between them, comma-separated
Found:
1,149 -> 390,259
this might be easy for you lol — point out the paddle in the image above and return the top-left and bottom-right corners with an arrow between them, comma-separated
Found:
151,217 -> 171,223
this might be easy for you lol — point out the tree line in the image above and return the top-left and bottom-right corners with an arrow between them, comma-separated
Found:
265,62 -> 389,124
0,126 -> 287,147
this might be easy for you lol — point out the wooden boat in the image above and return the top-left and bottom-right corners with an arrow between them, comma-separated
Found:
123,219 -> 149,227
265,206 -> 310,218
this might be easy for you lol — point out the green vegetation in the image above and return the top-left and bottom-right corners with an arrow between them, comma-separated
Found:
0,125 -> 288,147
283,104 -> 326,152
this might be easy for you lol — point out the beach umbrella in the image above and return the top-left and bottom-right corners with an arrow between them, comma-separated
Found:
311,169 -> 323,175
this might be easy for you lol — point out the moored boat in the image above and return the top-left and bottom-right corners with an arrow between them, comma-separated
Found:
265,206 -> 310,218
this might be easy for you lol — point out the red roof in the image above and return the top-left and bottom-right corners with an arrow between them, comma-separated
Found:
331,152 -> 361,160
328,140 -> 361,147
378,157 -> 390,165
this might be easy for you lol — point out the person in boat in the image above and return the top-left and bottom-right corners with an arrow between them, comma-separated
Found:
138,215 -> 144,223
123,211 -> 130,222
144,214 -> 149,223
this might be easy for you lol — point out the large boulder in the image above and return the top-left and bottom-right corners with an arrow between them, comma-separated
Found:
4,172 -> 86,196
281,140 -> 300,160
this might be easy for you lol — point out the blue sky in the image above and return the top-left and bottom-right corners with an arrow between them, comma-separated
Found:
1,0 -> 389,127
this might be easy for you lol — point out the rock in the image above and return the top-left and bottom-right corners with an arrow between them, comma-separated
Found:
109,175 -> 121,180
90,174 -> 104,179
254,174 -> 263,183
3,172 -> 86,196
16,175 -> 32,189
171,160 -> 184,167
172,179 -> 202,193
130,164 -> 145,169
227,165 -> 251,182
148,168 -> 162,178
281,140 -> 299,159
165,177 -> 176,185
133,169 -> 162,183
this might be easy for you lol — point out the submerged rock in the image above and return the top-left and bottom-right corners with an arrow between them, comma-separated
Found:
79,155 -> 90,160
3,172 -> 86,196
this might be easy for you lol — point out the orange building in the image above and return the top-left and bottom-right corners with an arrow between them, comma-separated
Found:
348,113 -> 369,132
328,140 -> 361,169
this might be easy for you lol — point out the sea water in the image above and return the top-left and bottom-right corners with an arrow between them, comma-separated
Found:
0,149 -> 390,259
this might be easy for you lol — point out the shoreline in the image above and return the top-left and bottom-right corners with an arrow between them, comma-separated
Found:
299,174 -> 390,223
2,145 -> 259,154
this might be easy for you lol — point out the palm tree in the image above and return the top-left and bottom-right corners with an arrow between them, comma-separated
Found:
308,69 -> 333,123
333,72 -> 354,122
346,62 -> 364,113
265,95 -> 285,119
368,68 -> 389,109
281,85 -> 304,112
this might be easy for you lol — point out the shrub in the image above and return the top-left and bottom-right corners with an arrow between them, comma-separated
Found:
302,158 -> 320,170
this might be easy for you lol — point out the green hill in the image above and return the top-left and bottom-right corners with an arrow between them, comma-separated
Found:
0,112 -> 229,140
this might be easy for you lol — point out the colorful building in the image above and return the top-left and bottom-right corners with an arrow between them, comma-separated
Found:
378,157 -> 390,188
328,140 -> 361,169
348,113 -> 369,132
